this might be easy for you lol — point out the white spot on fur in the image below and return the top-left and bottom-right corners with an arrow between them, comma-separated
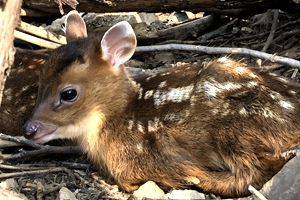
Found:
128,120 -> 134,131
220,103 -> 230,117
203,82 -> 218,97
222,82 -> 242,90
249,72 -> 258,79
148,117 -> 161,132
22,85 -> 30,91
289,90 -> 297,95
200,81 -> 242,97
17,106 -> 27,113
239,107 -> 248,116
144,90 -> 154,99
247,81 -> 258,87
137,121 -> 144,133
158,81 -> 167,88
153,85 -> 194,108
4,88 -> 12,95
217,57 -> 229,63
281,149 -> 300,158
221,109 -> 230,117
268,90 -> 283,100
136,143 -> 144,153
190,95 -> 196,106
138,87 -> 143,100
234,66 -> 246,75
261,107 -> 277,119
279,100 -> 294,110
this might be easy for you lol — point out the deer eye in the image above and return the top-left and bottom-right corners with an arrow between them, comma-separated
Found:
61,89 -> 78,102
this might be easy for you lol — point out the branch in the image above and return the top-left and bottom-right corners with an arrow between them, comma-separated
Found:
0,167 -> 72,179
135,44 -> 300,68
0,145 -> 82,162
0,133 -> 82,162
18,21 -> 66,44
248,185 -> 268,200
14,30 -> 61,49
0,133 -> 44,149
257,9 -> 279,67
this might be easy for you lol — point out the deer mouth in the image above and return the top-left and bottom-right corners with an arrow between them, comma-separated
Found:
32,129 -> 57,144
23,120 -> 58,144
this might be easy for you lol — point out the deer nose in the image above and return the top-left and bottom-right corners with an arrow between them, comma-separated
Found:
23,121 -> 39,139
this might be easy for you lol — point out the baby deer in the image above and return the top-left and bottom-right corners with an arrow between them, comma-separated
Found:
23,10 -> 300,197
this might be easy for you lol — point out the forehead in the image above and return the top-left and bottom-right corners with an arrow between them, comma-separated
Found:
45,37 -> 101,76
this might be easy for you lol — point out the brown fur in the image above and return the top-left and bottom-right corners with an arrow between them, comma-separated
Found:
24,33 -> 300,197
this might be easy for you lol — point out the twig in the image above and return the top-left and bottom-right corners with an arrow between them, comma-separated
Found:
61,162 -> 92,170
90,190 -> 106,200
0,145 -> 82,161
0,167 -> 70,179
135,44 -> 300,68
0,133 -> 82,162
0,133 -> 44,149
14,30 -> 61,49
273,29 -> 300,44
257,9 -> 279,67
158,14 -> 217,38
262,10 -> 279,53
0,164 -> 49,170
248,185 -> 268,200
198,18 -> 238,41
18,21 -> 66,44
0,162 -> 92,171
291,68 -> 299,80
43,183 -> 66,195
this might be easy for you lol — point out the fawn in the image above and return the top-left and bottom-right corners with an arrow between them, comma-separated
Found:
23,10 -> 300,197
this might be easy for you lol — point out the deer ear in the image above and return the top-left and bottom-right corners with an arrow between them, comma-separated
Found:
101,21 -> 137,68
65,10 -> 87,43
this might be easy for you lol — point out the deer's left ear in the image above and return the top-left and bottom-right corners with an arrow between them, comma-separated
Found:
65,10 -> 87,43
100,21 -> 137,68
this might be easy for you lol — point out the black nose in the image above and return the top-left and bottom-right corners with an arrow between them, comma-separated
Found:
23,121 -> 38,139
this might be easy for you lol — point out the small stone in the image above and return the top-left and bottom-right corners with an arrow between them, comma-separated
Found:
58,187 -> 77,200
0,179 -> 18,190
133,181 -> 165,200
166,189 -> 205,199
154,53 -> 175,65
0,179 -> 27,200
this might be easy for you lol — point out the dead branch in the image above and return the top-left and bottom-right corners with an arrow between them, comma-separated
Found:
0,164 -> 49,170
0,145 -> 82,162
0,133 -> 44,149
0,167 -> 71,179
0,133 -> 82,162
158,14 -> 218,39
18,21 -> 66,44
43,183 -> 66,196
14,30 -> 61,49
248,185 -> 268,200
198,18 -> 238,41
0,162 -> 92,171
135,44 -> 300,68
257,9 -> 279,67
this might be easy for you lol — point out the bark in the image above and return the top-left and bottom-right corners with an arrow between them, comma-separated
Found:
22,0 -> 300,18
0,0 -> 22,106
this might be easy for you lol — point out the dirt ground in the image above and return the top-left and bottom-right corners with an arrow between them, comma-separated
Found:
1,9 -> 300,200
